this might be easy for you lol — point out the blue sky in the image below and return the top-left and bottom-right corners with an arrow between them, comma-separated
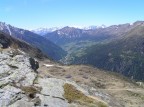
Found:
0,0 -> 144,29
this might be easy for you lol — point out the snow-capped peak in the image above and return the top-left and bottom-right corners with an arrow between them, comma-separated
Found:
82,26 -> 98,30
82,25 -> 106,30
32,27 -> 62,35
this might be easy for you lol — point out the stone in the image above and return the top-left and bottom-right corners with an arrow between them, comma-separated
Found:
29,57 -> 39,72
0,85 -> 22,106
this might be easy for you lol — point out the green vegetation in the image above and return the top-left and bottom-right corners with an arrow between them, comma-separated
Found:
60,41 -> 103,64
69,25 -> 144,81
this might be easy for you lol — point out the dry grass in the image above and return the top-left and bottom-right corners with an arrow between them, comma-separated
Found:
38,63 -> 144,107
21,86 -> 40,99
63,83 -> 107,107
11,43 -> 19,49
126,90 -> 144,100
21,86 -> 38,94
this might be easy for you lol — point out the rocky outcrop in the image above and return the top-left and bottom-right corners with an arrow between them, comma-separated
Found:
29,57 -> 39,72
0,48 -> 36,106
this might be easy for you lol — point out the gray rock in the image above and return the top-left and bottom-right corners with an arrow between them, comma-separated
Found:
0,85 -> 23,106
0,48 -> 109,107
8,97 -> 34,107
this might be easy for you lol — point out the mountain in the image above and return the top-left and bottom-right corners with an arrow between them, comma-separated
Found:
2,21 -> 144,81
0,22 -> 67,60
44,26 -> 84,45
82,25 -> 106,30
43,24 -> 134,63
82,25 -> 98,30
32,26 -> 101,36
32,27 -> 62,35
0,31 -> 45,59
0,32 -> 108,107
44,23 -> 133,45
69,21 -> 144,81
0,31 -> 144,107
42,21 -> 144,81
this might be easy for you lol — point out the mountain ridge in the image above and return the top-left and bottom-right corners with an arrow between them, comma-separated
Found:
0,22 -> 67,61
0,31 -> 45,59
43,22 -> 138,45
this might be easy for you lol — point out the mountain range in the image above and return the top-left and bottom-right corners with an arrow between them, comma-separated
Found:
39,21 -> 144,81
1,21 -> 144,81
31,25 -> 104,36
0,30 -> 144,107
43,23 -> 133,45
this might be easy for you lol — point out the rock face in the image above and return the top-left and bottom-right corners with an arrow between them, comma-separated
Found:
0,49 -> 36,106
0,48 -> 63,107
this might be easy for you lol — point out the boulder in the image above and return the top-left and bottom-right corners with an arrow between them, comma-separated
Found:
29,57 -> 39,72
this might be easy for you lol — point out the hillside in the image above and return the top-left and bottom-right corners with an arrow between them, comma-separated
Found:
38,62 -> 144,107
69,21 -> 144,81
0,31 -> 45,59
0,22 -> 67,60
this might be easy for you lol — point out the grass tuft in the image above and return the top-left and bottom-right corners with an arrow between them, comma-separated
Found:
63,83 -> 107,107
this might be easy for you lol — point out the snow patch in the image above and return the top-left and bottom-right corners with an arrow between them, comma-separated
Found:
43,64 -> 54,67
6,25 -> 12,35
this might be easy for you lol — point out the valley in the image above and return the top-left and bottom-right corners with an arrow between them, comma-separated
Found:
38,21 -> 144,81
1,21 -> 144,107
1,21 -> 144,81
